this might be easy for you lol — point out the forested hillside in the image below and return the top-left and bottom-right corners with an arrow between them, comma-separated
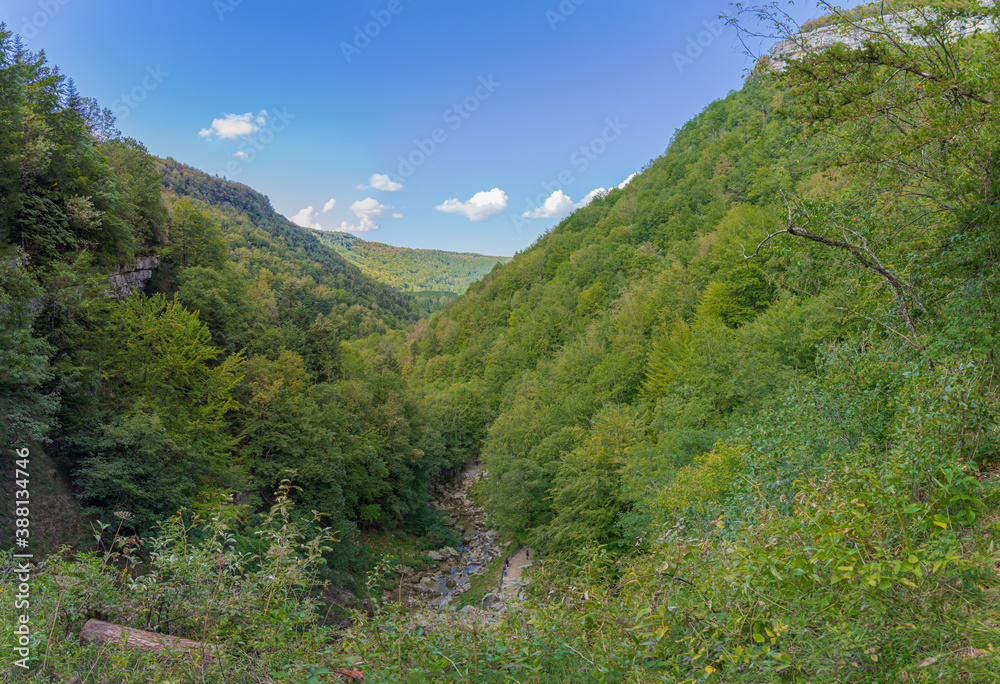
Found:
313,229 -> 510,294
5,2 -> 1000,682
0,27 -> 468,583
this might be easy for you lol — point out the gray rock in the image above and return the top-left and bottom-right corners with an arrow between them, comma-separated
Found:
427,595 -> 452,611
481,592 -> 502,609
107,256 -> 161,299
427,551 -> 444,562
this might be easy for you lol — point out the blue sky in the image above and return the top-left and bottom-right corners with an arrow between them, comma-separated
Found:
2,0 -> 824,256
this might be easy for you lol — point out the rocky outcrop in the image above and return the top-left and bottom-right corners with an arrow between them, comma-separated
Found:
107,255 -> 160,299
388,465 -> 507,614
767,10 -> 996,71
1,254 -> 161,316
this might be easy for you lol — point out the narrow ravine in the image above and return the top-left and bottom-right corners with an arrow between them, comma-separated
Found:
388,463 -> 510,613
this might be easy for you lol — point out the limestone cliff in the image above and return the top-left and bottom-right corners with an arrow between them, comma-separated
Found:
766,9 -> 995,71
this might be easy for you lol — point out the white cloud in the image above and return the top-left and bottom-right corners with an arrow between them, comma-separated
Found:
435,188 -> 508,222
199,110 -> 269,140
290,206 -> 322,230
618,172 -> 638,189
338,197 -> 390,234
234,151 -> 249,160
358,173 -> 403,192
351,197 -> 388,219
322,198 -> 337,213
521,190 -> 576,219
391,213 -> 403,219
521,187 -> 611,220
577,187 -> 608,207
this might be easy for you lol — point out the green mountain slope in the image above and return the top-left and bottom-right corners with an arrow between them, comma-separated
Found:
312,229 -> 511,294
157,159 -> 413,335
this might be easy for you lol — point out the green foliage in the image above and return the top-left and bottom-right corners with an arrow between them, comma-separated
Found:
0,249 -> 56,443
0,483 -> 348,683
166,199 -> 227,270
73,294 -> 243,532
543,405 -> 645,550
0,30 -> 148,266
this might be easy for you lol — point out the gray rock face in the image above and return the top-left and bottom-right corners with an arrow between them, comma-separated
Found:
766,10 -> 996,71
427,551 -> 444,562
107,256 -> 161,299
481,593 -> 501,609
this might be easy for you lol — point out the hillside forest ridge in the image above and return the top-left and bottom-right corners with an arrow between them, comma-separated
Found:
311,230 -> 511,315
312,230 -> 510,295
2,1 -> 1000,681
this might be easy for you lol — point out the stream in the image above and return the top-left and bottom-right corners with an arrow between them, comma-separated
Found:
388,464 -> 506,612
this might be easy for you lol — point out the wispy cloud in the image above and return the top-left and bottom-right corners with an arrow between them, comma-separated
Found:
358,173 -> 404,192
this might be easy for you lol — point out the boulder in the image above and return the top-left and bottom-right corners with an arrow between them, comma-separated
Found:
428,595 -> 452,612
427,551 -> 444,562
481,593 -> 502,609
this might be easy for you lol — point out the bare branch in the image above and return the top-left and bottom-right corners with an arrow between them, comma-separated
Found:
757,191 -> 929,344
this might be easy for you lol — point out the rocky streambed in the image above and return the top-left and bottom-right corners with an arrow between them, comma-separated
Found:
385,464 -> 507,613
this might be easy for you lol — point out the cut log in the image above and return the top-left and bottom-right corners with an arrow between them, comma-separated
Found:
80,619 -> 214,659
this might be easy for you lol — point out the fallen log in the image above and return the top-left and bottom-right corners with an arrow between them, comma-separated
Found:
80,619 -> 215,659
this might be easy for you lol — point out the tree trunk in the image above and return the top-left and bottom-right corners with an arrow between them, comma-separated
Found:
79,619 -> 214,659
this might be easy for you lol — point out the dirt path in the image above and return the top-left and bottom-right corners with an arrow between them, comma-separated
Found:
500,546 -> 533,601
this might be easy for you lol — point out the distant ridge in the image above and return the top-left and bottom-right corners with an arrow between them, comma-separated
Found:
312,230 -> 511,295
